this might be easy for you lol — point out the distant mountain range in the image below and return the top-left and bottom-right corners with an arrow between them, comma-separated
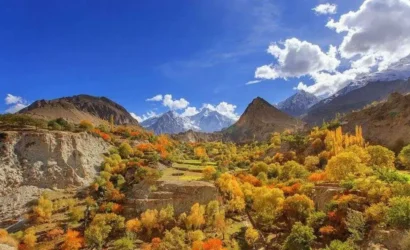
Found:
19,94 -> 139,125
141,108 -> 236,134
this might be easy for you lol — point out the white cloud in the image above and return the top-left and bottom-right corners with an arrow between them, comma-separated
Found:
130,112 -> 142,122
163,94 -> 189,110
130,111 -> 158,122
5,94 -> 22,105
203,102 -> 239,120
4,94 -> 28,113
327,0 -> 410,71
313,3 -> 337,15
180,107 -> 199,117
146,94 -> 163,102
255,38 -> 340,80
246,80 -> 262,85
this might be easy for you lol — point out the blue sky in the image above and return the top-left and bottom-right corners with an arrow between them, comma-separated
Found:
2,0 -> 402,120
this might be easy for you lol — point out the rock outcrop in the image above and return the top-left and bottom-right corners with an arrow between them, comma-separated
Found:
0,130 -> 109,220
125,179 -> 218,216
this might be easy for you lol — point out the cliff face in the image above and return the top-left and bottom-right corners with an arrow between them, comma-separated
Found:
0,131 -> 109,220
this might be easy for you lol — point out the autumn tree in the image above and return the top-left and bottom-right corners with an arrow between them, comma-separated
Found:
186,203 -> 205,230
119,142 -> 133,159
304,156 -> 320,171
252,186 -> 284,223
141,209 -> 159,235
202,238 -> 224,250
245,227 -> 259,248
85,213 -> 125,248
33,195 -> 53,222
366,145 -> 395,169
387,197 -> 410,229
113,237 -> 134,250
158,227 -> 189,250
22,228 -> 37,250
62,230 -> 84,250
283,194 -> 315,224
79,120 -> 94,131
126,218 -> 142,234
279,161 -> 309,180
325,152 -> 367,181
203,166 -> 217,180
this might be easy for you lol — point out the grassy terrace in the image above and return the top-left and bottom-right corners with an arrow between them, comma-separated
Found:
172,160 -> 217,173
159,167 -> 203,182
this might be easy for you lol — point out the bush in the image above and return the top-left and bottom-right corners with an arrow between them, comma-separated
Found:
282,222 -> 316,250
203,166 -> 217,180
387,197 -> 410,229
245,227 -> 259,247
324,240 -> 355,250
304,156 -> 320,171
251,162 -> 269,176
79,120 -> 94,131
283,194 -> 315,224
113,237 -> 134,250
119,142 -> 133,159
346,210 -> 365,242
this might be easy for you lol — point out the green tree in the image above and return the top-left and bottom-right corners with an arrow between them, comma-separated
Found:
113,237 -> 134,250
280,161 -> 309,180
119,142 -> 133,159
398,144 -> 410,169
282,222 -> 316,250
159,227 -> 189,250
367,145 -> 395,169
387,197 -> 410,229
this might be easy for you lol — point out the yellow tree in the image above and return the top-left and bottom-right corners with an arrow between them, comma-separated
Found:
187,203 -> 205,230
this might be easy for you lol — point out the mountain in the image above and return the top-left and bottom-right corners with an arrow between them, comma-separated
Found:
278,90 -> 319,117
19,94 -> 139,125
342,92 -> 410,151
141,108 -> 235,134
319,56 -> 410,105
304,79 -> 410,125
189,108 -> 235,132
141,111 -> 198,135
223,97 -> 303,143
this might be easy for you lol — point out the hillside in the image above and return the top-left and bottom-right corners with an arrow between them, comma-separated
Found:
19,94 -> 138,125
223,97 -> 303,143
304,79 -> 410,125
343,92 -> 410,151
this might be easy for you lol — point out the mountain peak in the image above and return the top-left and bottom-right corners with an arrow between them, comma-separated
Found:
278,91 -> 319,117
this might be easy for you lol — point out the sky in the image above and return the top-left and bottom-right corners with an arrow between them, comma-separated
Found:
1,0 -> 409,121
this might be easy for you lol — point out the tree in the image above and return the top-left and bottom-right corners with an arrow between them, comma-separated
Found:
85,213 -> 125,248
245,227 -> 259,248
279,161 -> 309,180
252,186 -> 284,223
187,203 -> 205,230
62,230 -> 84,250
367,145 -> 395,169
33,195 -> 53,222
282,222 -> 316,250
126,218 -> 142,233
203,238 -> 224,250
250,162 -> 269,176
345,210 -> 365,242
325,152 -> 366,181
365,203 -> 388,224
399,144 -> 410,169
159,227 -> 189,250
119,142 -> 133,159
113,237 -> 134,250
283,194 -> 315,224
22,228 -> 37,250
387,196 -> 410,229
324,240 -> 355,250
68,206 -> 84,223
203,166 -> 217,180
141,209 -> 159,235
304,156 -> 319,171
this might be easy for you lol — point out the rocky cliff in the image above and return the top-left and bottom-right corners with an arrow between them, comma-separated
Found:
0,131 -> 110,220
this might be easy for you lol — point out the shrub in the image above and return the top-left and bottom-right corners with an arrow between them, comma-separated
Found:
324,240 -> 355,250
46,228 -> 64,240
346,210 -> 366,242
119,142 -> 133,159
251,162 -> 269,176
79,120 -> 94,131
304,156 -> 320,171
62,229 -> 84,250
159,227 -> 188,250
307,211 -> 327,231
365,203 -> 388,224
33,195 -> 53,222
282,222 -> 316,250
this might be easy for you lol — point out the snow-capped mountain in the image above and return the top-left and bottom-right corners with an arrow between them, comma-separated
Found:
322,55 -> 410,104
278,90 -> 319,117
141,111 -> 198,135
189,108 -> 235,132
141,108 -> 235,134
